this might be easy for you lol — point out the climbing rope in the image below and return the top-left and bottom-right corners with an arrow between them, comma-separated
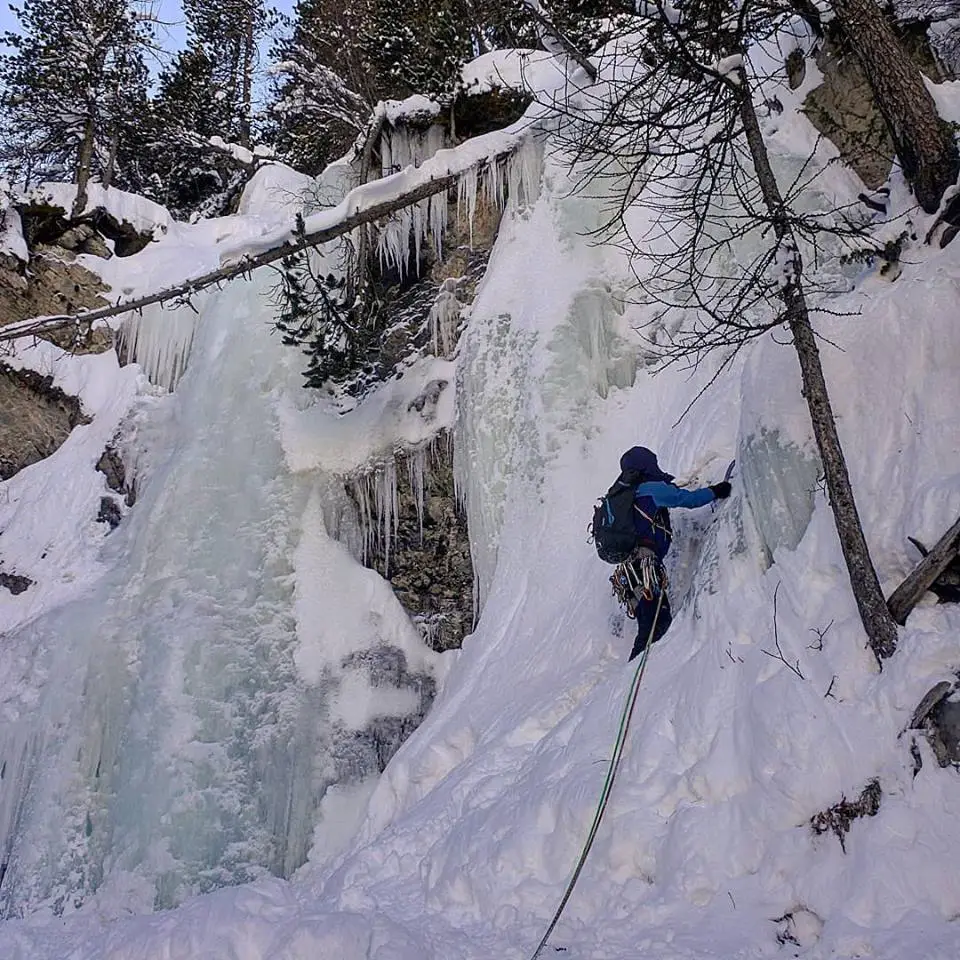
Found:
528,587 -> 665,960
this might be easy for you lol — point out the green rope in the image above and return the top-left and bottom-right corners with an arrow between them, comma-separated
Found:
528,587 -> 665,960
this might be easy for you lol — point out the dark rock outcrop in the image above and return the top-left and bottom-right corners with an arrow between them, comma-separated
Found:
911,680 -> 960,766
0,571 -> 33,595
0,364 -> 88,480
348,436 -> 474,652
336,644 -> 437,773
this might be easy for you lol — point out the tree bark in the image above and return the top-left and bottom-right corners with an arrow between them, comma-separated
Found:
73,114 -> 97,220
238,12 -> 255,149
737,72 -> 899,663
1,144 -> 519,345
887,514 -> 960,624
830,0 -> 958,213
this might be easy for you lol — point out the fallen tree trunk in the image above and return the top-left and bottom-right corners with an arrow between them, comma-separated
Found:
1,144 -> 520,346
887,514 -> 960,625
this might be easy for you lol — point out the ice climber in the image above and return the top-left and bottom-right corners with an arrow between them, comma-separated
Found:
605,446 -> 730,660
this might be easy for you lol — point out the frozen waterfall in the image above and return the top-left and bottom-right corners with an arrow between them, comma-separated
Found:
0,272 -> 431,918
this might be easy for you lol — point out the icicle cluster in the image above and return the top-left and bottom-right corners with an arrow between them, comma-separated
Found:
374,134 -> 544,280
380,125 -> 446,179
120,301 -> 203,391
456,137 -> 542,245
374,191 -> 448,280
348,434 -> 451,576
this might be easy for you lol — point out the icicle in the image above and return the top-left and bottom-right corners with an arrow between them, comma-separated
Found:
429,192 -> 446,261
429,279 -> 463,358
457,165 -> 479,246
120,300 -> 203,391
407,448 -> 426,545
370,456 -> 398,576
508,138 -> 544,210
354,473 -> 376,566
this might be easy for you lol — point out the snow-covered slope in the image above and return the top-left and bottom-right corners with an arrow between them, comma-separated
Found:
5,47 -> 960,960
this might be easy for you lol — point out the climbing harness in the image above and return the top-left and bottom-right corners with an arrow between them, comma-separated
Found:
528,587 -> 666,960
610,551 -> 668,618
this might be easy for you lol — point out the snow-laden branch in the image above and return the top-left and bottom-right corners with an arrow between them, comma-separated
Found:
0,126 -> 531,345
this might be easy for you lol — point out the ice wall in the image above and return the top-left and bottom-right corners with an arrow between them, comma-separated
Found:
0,252 -> 436,919
738,336 -> 822,568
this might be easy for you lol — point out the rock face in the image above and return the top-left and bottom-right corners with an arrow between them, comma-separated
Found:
338,196 -> 501,652
802,22 -> 948,189
339,644 -> 437,772
0,364 -> 88,481
349,436 -> 475,652
95,446 -> 137,532
803,34 -> 897,189
0,251 -> 109,337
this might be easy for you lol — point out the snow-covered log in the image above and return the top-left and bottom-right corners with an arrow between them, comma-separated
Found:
887,514 -> 960,624
0,133 -> 530,346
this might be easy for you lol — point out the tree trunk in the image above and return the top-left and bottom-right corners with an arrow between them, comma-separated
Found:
238,14 -> 255,149
737,72 -> 899,663
102,128 -> 120,190
73,114 -> 97,220
830,0 -> 958,213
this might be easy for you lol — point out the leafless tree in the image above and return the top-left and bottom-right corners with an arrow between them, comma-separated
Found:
552,0 -> 900,662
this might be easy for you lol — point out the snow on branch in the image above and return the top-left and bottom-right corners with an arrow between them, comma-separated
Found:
0,127 -> 536,346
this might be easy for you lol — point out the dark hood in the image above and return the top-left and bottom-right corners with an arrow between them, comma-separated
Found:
619,446 -> 674,482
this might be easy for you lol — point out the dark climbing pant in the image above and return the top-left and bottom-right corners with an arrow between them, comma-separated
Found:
628,570 -> 672,661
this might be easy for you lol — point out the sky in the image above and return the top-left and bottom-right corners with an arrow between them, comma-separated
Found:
0,0 -> 298,67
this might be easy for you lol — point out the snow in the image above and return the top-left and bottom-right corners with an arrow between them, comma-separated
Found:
0,342 -> 144,635
0,184 -> 28,261
459,49 -> 569,96
27,182 -> 173,237
381,95 -> 441,125
208,136 -> 277,166
4,28 -> 960,960
279,356 -> 456,477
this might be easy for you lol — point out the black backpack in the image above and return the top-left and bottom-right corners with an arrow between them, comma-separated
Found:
591,478 -> 641,564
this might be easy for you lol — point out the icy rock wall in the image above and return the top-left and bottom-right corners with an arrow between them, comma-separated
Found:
454,162 -> 639,609
741,426 -> 821,568
347,433 -> 474,651
738,336 -> 821,569
0,278 -> 323,918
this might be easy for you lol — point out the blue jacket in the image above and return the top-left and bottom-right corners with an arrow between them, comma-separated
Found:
632,481 -> 716,560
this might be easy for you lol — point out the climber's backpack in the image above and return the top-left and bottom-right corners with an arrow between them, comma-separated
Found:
591,479 -> 641,564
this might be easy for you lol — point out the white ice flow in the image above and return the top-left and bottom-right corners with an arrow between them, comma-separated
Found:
5,42 -> 960,960
0,170 -> 437,923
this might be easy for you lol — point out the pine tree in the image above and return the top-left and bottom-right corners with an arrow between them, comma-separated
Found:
273,248 -> 368,390
182,0 -> 272,149
0,0 -> 151,216
269,0 -> 374,175
136,45 -> 246,218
